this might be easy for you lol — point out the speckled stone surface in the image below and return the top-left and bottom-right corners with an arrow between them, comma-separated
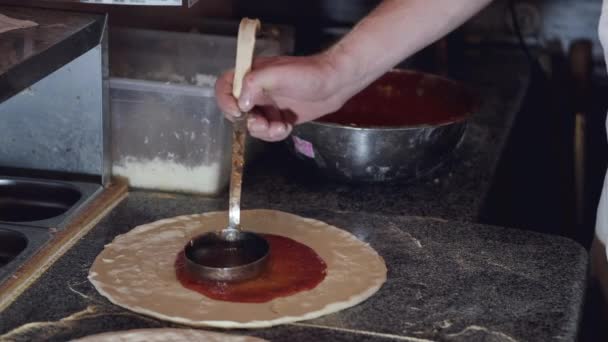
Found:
0,49 -> 588,341
0,193 -> 588,341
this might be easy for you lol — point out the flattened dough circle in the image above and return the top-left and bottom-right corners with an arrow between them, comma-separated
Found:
89,210 -> 387,328
73,328 -> 267,342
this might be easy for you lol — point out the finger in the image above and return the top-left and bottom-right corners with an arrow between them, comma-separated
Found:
215,70 -> 241,120
237,56 -> 300,112
247,106 -> 291,142
247,111 -> 270,139
263,106 -> 290,141
266,120 -> 292,142
238,67 -> 280,112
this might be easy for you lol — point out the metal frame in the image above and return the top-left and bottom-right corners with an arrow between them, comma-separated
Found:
36,0 -> 197,6
0,225 -> 50,286
0,176 -> 103,229
0,7 -> 111,186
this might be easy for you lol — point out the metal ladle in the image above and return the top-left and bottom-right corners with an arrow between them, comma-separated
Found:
183,18 -> 269,283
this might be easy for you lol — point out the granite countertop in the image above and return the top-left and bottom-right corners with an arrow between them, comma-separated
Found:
0,192 -> 588,341
0,49 -> 589,341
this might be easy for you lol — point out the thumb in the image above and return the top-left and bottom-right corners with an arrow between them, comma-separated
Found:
238,66 -> 281,112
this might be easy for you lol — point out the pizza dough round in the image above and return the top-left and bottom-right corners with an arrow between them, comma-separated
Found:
72,328 -> 267,342
89,210 -> 387,329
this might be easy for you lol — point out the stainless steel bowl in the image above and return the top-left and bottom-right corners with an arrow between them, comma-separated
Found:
287,69 -> 475,183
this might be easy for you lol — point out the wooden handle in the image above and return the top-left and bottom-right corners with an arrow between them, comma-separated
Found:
232,18 -> 261,101
227,18 -> 260,230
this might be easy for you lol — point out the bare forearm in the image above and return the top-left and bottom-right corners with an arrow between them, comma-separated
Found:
326,0 -> 493,93
218,0 -> 493,141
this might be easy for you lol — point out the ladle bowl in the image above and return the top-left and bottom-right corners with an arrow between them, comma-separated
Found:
184,228 -> 269,283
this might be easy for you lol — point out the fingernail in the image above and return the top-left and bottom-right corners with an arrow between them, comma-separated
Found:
232,110 -> 242,118
276,124 -> 286,134
248,118 -> 266,132
239,97 -> 252,112
255,122 -> 268,131
270,124 -> 287,139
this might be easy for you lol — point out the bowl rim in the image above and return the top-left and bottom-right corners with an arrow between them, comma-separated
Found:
306,69 -> 475,132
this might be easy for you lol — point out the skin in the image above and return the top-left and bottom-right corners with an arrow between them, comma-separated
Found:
216,0 -> 493,141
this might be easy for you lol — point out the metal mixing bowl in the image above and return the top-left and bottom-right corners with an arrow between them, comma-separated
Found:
287,69 -> 475,183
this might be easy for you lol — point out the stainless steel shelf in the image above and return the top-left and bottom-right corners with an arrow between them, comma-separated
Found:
0,6 -> 106,104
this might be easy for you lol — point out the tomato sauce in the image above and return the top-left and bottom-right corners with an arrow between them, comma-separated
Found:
175,234 -> 327,303
318,70 -> 474,127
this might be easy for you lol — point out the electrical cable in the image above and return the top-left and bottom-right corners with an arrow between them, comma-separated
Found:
508,0 -> 547,78
509,0 -> 535,63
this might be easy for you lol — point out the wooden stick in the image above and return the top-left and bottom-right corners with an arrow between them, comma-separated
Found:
232,18 -> 260,100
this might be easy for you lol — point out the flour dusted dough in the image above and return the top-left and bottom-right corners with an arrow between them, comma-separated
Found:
72,328 -> 267,342
88,210 -> 387,329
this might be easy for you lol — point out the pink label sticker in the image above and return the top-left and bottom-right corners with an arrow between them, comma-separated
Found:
293,136 -> 315,158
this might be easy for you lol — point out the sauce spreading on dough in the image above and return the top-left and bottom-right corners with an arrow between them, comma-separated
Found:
175,234 -> 327,303
318,70 -> 474,127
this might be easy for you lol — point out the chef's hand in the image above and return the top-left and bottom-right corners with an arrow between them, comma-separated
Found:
216,0 -> 494,142
215,54 -> 353,142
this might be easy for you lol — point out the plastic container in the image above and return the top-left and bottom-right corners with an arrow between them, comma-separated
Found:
109,28 -> 285,195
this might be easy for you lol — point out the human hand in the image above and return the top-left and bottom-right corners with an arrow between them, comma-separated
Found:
215,53 -> 353,142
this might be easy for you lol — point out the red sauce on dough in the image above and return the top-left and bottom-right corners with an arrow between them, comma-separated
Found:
318,70 -> 474,127
175,234 -> 327,303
